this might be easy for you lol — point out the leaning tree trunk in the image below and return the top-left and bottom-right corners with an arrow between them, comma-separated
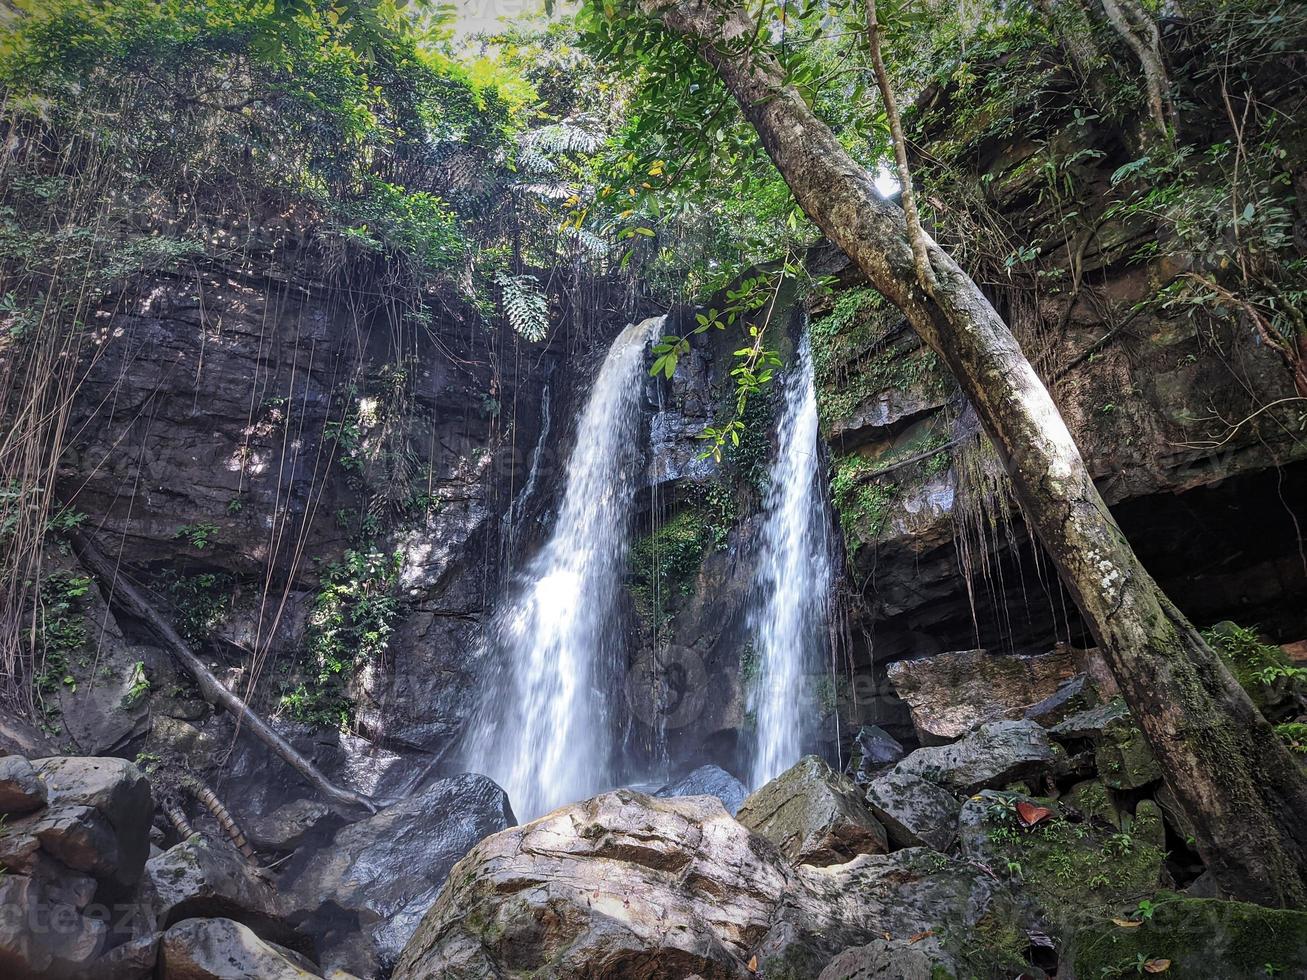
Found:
1096,0 -> 1176,142
69,529 -> 381,816
638,0 -> 1307,906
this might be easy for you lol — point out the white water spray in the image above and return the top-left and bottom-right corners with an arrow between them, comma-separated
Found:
749,333 -> 833,788
465,317 -> 658,819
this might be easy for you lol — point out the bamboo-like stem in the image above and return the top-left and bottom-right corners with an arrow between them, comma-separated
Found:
182,774 -> 257,864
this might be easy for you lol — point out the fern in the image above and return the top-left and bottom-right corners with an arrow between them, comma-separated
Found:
494,271 -> 550,343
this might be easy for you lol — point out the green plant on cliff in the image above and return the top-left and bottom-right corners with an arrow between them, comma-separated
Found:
279,547 -> 401,730
829,455 -> 900,552
156,571 -> 235,648
32,572 -> 92,718
0,0 -> 534,711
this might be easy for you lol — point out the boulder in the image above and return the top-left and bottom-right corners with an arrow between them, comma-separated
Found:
817,938 -> 955,980
393,790 -> 784,979
887,648 -> 1078,740
19,804 -> 121,879
281,772 -> 513,977
0,820 -> 42,873
847,725 -> 905,782
863,768 -> 960,852
761,849 -> 1038,978
1048,699 -> 1130,741
34,756 -> 153,887
0,873 -> 108,979
1094,715 -> 1162,790
1065,894 -> 1307,979
1023,674 -> 1093,727
245,799 -> 339,853
0,755 -> 47,813
392,790 -> 1036,980
655,764 -> 748,816
146,837 -> 292,946
737,755 -> 887,866
159,917 -> 322,979
1059,779 -> 1121,828
894,720 -> 1061,795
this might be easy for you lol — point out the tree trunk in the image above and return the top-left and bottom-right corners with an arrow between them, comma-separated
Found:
1097,0 -> 1176,141
638,0 -> 1307,906
864,0 -> 934,295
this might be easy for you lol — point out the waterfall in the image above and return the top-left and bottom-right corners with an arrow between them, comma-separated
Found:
465,317 -> 658,820
748,332 -> 833,789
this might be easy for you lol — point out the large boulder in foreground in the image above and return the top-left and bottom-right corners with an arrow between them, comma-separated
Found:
737,755 -> 887,866
33,756 -> 153,888
817,938 -> 956,980
393,790 -> 1038,980
655,764 -> 748,815
394,790 -> 786,979
281,772 -> 513,977
159,917 -> 322,979
894,720 -> 1060,795
887,647 -> 1078,741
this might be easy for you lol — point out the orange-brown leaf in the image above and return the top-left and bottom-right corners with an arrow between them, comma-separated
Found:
1143,959 -> 1172,973
1016,801 -> 1055,828
907,930 -> 934,944
747,955 -> 758,973
1111,917 -> 1144,928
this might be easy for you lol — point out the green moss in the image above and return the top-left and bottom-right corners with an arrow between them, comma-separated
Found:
154,570 -> 235,647
1203,621 -> 1302,719
968,793 -> 1166,936
1068,893 -> 1307,979
278,548 -> 402,730
810,287 -> 952,435
627,505 -> 714,633
829,455 -> 901,552
1061,780 -> 1120,829
1096,716 -> 1163,791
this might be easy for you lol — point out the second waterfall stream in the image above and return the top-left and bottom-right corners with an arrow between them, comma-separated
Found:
464,317 -> 658,820
748,332 -> 834,789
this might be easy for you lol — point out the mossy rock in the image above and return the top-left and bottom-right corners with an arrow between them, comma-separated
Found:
1060,779 -> 1121,829
626,505 -> 713,627
1204,621 -> 1300,720
1065,893 -> 1307,979
958,791 -> 1167,937
1095,715 -> 1162,791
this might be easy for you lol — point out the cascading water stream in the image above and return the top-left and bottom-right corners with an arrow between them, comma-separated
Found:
464,317 -> 659,820
748,332 -> 834,789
